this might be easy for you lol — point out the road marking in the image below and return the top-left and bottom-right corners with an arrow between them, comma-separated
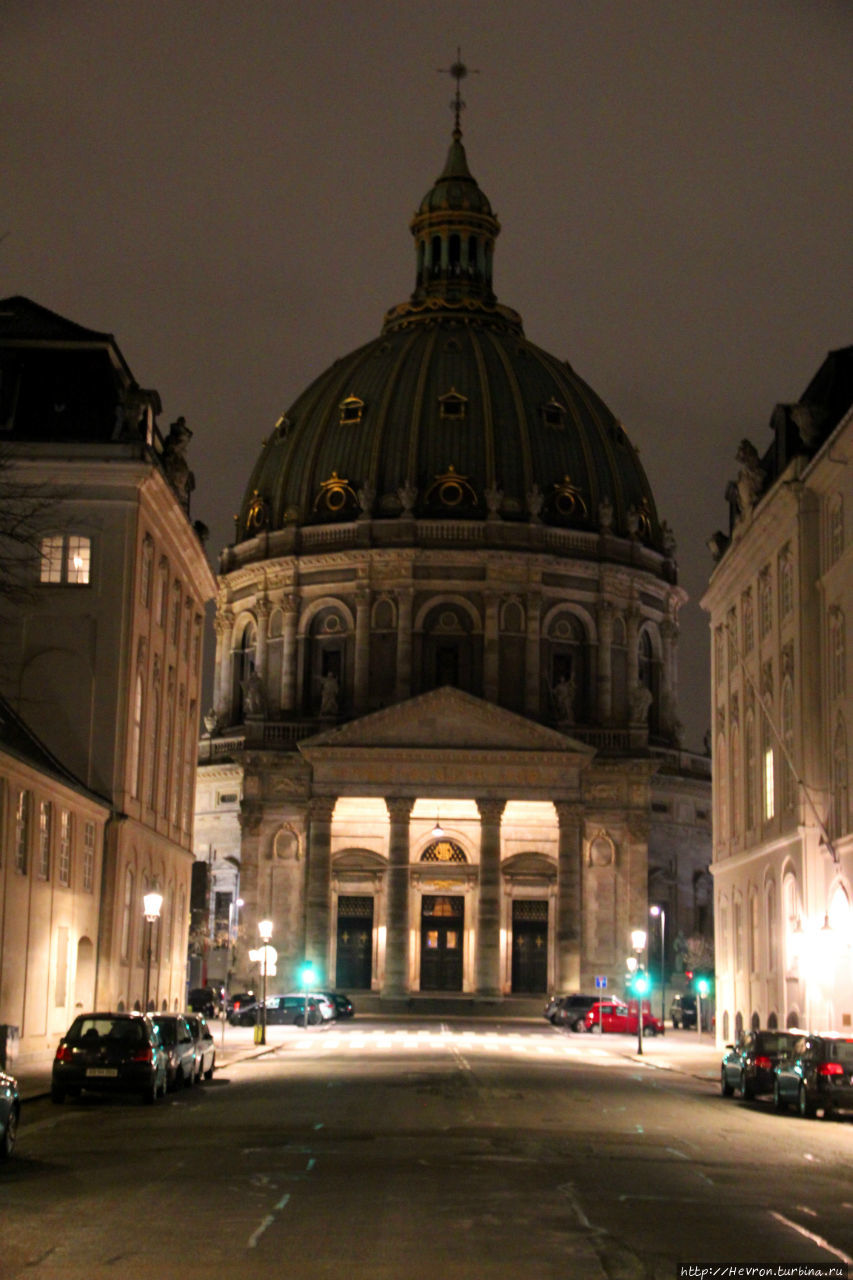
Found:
770,1211 -> 853,1266
248,1215 -> 275,1249
275,1194 -> 290,1210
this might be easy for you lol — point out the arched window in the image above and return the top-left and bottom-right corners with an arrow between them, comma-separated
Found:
120,867 -> 134,962
766,881 -> 777,972
829,494 -> 844,565
146,686 -> 160,810
829,607 -> 846,700
155,558 -> 169,628
733,895 -> 744,972
779,547 -> 793,618
762,710 -> 775,822
833,717 -> 848,837
717,735 -> 728,839
742,590 -> 754,655
233,621 -> 257,721
170,580 -> 182,646
731,726 -> 742,839
748,890 -> 759,973
131,673 -> 144,798
828,883 -> 850,934
140,534 -> 154,607
783,874 -> 800,974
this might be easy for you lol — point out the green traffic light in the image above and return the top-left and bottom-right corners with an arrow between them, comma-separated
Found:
632,971 -> 650,996
695,976 -> 711,996
300,963 -> 317,989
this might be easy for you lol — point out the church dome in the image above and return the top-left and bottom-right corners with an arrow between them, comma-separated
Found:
236,123 -> 662,552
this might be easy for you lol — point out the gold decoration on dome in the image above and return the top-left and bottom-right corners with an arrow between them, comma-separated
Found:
635,496 -> 653,540
552,474 -> 588,519
246,490 -> 269,533
313,471 -> 358,513
424,464 -> 478,509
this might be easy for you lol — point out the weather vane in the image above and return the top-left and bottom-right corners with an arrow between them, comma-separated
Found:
438,48 -> 479,135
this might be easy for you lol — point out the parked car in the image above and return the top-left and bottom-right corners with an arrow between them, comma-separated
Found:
774,1033 -> 853,1118
185,1013 -> 216,1081
310,993 -> 336,1021
51,1012 -> 167,1105
268,995 -> 323,1026
669,994 -> 697,1029
151,1013 -> 196,1090
584,1000 -> 664,1036
1,1070 -> 20,1158
229,1001 -> 263,1026
324,992 -> 354,1019
552,995 -> 599,1032
187,986 -> 223,1017
543,994 -> 562,1023
226,991 -> 255,1019
720,1029 -> 797,1099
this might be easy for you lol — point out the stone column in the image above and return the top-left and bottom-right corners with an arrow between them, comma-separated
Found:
596,601 -> 614,724
660,617 -> 678,736
483,592 -> 500,703
476,798 -> 504,996
304,796 -> 335,982
383,797 -> 412,996
524,592 -> 542,717
626,607 -> 640,691
281,595 -> 299,713
555,802 -> 584,991
254,598 -> 270,678
395,589 -> 414,703
354,588 -> 371,714
214,613 -> 234,722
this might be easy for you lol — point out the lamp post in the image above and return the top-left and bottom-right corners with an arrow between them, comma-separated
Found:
142,886 -> 163,1013
258,919 -> 273,1045
649,904 -> 666,1025
630,928 -> 647,1056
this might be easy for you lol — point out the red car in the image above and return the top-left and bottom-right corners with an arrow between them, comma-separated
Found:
584,1000 -> 664,1036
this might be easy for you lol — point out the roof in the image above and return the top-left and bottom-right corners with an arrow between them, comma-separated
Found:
0,693 -> 109,808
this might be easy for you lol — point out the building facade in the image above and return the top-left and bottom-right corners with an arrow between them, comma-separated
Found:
703,347 -> 853,1043
0,297 -> 216,1032
203,110 -> 710,1004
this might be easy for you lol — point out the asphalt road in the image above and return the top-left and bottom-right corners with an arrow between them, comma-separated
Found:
2,1019 -> 852,1280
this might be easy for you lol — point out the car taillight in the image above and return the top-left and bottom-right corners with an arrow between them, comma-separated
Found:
754,1056 -> 772,1071
55,1044 -> 73,1063
132,1047 -> 153,1064
818,1062 -> 844,1077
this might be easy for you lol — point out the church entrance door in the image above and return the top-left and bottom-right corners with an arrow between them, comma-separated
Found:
511,899 -> 548,993
335,896 -> 373,989
420,896 -> 464,991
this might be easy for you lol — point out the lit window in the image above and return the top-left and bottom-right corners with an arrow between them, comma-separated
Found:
39,534 -> 91,585
82,821 -> 95,893
38,802 -> 51,879
764,746 -> 775,821
59,810 -> 71,886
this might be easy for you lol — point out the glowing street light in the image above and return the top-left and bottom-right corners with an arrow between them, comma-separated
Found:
142,886 -> 163,1014
258,919 -> 273,1045
630,929 -> 647,1056
650,904 -> 666,1025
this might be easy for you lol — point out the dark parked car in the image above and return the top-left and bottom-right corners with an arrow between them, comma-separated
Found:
51,1012 -> 167,1105
1,1070 -> 20,1158
774,1033 -> 853,1118
268,995 -> 323,1025
552,995 -> 599,1032
187,986 -> 223,1017
721,1029 -> 797,1099
669,994 -> 697,1029
185,1013 -> 216,1081
323,992 -> 354,1019
151,1013 -> 196,1090
226,991 -> 255,1019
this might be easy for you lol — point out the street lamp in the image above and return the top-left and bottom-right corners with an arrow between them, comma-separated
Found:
649,904 -> 666,1025
142,886 -> 163,1013
630,928 -> 647,1056
258,919 -> 273,1045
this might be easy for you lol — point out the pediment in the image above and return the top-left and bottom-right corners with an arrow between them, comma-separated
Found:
298,686 -> 593,756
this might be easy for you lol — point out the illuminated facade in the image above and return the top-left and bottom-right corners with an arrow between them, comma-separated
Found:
704,347 -> 853,1041
0,297 -> 216,1041
201,108 -> 710,1003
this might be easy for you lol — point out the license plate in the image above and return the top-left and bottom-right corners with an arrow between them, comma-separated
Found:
86,1067 -> 118,1078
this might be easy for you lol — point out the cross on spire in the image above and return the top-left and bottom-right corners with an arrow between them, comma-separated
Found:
438,48 -> 479,137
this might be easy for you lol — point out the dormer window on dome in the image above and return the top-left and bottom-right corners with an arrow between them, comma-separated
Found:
339,395 -> 364,426
439,388 -> 468,420
542,398 -> 566,430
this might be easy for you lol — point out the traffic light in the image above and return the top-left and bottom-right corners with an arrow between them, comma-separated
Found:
630,968 -> 650,997
300,962 -> 317,990
694,974 -> 712,998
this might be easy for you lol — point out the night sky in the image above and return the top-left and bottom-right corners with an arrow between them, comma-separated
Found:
5,1 -> 852,750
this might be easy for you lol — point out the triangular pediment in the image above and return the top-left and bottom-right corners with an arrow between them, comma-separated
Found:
298,686 -> 594,756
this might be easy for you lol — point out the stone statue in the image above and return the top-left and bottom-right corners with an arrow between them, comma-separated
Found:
162,416 -> 195,509
661,520 -> 677,559
626,506 -> 640,537
242,668 -> 265,717
319,671 -> 339,716
397,481 -> 417,516
357,481 -> 375,519
484,482 -> 503,518
598,495 -> 613,531
527,483 -> 544,522
630,683 -> 653,723
734,439 -> 765,518
551,673 -> 576,724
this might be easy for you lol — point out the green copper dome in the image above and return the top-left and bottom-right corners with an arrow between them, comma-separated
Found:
237,127 -> 661,549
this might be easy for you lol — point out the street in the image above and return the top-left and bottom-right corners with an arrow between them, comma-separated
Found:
2,1018 -> 852,1279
